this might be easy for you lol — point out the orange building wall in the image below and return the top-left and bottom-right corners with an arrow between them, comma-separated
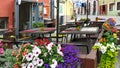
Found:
0,0 -> 14,28
39,0 -> 50,18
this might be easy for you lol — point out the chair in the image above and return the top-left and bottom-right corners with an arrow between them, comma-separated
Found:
51,25 -> 67,43
2,30 -> 20,48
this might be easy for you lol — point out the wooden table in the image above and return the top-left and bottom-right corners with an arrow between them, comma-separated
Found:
89,21 -> 105,29
60,27 -> 99,42
60,27 -> 99,53
60,27 -> 99,34
90,21 -> 105,23
66,21 -> 85,28
20,27 -> 56,37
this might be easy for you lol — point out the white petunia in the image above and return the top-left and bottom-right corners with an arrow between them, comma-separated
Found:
37,59 -> 44,67
100,46 -> 107,54
94,42 -> 102,47
26,53 -> 34,61
110,49 -> 115,52
32,46 -> 41,57
50,59 -> 58,68
32,57 -> 39,65
46,42 -> 54,51
21,63 -> 27,68
57,44 -> 63,56
106,43 -> 111,47
110,43 -> 116,49
27,63 -> 34,68
43,53 -> 48,57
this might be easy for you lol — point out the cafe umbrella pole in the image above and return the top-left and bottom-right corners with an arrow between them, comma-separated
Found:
56,0 -> 59,44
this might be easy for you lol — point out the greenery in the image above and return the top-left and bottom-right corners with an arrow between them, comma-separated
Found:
32,22 -> 44,28
0,49 -> 16,68
92,18 -> 120,68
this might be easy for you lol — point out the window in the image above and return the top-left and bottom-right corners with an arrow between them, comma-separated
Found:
0,17 -> 7,29
117,2 -> 120,10
109,3 -> 114,11
32,3 -> 37,22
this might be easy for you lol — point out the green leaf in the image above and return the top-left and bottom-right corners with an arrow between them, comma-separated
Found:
0,58 -> 6,62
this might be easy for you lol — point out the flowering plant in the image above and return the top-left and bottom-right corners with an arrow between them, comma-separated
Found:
93,18 -> 120,68
0,41 -> 16,67
13,37 -> 64,68
0,41 -> 4,55
57,44 -> 81,68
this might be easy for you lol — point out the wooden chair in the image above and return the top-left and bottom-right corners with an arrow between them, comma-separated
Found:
2,28 -> 21,48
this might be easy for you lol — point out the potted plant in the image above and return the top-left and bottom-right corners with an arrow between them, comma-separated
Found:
92,18 -> 120,68
32,22 -> 44,28
32,22 -> 44,30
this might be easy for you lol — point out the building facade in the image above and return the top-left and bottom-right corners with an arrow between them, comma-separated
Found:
75,0 -> 99,15
0,0 -> 50,28
64,0 -> 74,22
39,0 -> 50,18
0,0 -> 14,29
99,0 -> 120,16
54,0 -> 73,24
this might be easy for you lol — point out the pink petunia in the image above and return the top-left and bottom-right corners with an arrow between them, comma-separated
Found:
0,48 -> 4,54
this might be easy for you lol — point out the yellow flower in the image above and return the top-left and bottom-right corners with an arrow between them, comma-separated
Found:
99,38 -> 103,43
113,33 -> 117,38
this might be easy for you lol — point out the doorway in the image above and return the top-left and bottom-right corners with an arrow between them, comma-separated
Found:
19,2 -> 31,31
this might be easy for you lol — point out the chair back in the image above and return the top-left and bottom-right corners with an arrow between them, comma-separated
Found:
59,25 -> 67,33
3,28 -> 15,42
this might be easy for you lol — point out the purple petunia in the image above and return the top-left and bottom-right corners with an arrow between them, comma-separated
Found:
59,44 -> 81,68
109,21 -> 115,26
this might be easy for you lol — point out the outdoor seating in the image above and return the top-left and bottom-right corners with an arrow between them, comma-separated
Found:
51,25 -> 67,43
2,31 -> 19,48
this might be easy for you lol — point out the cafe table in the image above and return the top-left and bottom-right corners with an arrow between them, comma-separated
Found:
60,27 -> 99,53
89,21 -> 105,29
20,27 -> 56,38
61,27 -> 99,34
60,27 -> 99,43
